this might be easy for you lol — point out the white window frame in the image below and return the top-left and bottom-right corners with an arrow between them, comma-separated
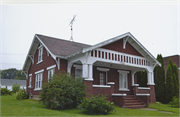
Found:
47,65 -> 56,82
34,69 -> 44,91
74,65 -> 82,78
37,45 -> 43,64
97,67 -> 109,85
28,74 -> 32,88
118,70 -> 129,91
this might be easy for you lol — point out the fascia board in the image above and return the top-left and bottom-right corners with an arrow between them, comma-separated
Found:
22,35 -> 37,71
128,33 -> 161,67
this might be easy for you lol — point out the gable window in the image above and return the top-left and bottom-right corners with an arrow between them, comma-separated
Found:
34,69 -> 44,90
118,70 -> 129,91
37,45 -> 43,64
28,74 -> 32,88
47,65 -> 56,82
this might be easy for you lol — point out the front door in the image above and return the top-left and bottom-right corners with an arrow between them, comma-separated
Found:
99,72 -> 106,85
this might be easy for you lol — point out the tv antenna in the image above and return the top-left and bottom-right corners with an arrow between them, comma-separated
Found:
69,15 -> 76,41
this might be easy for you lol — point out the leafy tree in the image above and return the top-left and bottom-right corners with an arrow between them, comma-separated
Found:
165,63 -> 174,103
154,54 -> 165,103
1,68 -> 26,80
40,71 -> 85,110
12,83 -> 20,93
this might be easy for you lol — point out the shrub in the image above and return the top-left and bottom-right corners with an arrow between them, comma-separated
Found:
12,83 -> 20,93
16,89 -> 29,100
39,72 -> 85,110
169,96 -> 179,108
0,88 -> 12,96
78,95 -> 115,115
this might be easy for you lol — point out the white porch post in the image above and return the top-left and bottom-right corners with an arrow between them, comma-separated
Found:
88,64 -> 93,80
67,63 -> 72,74
82,64 -> 88,79
147,71 -> 155,85
131,71 -> 136,86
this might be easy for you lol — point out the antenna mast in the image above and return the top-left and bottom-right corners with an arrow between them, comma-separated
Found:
69,15 -> 76,41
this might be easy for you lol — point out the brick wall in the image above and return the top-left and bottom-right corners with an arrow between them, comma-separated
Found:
26,45 -> 67,96
102,39 -> 143,57
92,66 -> 133,95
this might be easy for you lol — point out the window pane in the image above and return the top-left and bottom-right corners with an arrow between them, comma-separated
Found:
100,73 -> 105,85
75,69 -> 82,78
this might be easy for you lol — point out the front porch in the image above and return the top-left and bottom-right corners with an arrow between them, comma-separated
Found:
67,48 -> 157,108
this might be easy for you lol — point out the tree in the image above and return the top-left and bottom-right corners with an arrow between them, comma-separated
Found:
1,68 -> 26,80
12,83 -> 21,93
172,64 -> 179,98
154,54 -> 165,103
40,72 -> 85,110
137,71 -> 147,87
165,63 -> 174,103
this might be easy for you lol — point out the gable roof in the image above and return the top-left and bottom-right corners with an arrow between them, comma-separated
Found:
22,34 -> 91,72
0,79 -> 26,86
22,32 -> 161,72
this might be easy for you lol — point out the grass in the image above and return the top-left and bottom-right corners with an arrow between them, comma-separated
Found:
149,102 -> 180,114
1,94 -> 179,116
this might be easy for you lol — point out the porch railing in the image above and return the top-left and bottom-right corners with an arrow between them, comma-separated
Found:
91,48 -> 151,67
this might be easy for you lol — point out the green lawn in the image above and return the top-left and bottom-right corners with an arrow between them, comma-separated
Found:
1,95 -> 179,116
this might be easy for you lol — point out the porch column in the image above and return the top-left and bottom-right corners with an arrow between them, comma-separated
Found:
88,64 -> 93,80
147,71 -> 155,85
131,71 -> 136,86
147,71 -> 156,103
82,63 -> 88,79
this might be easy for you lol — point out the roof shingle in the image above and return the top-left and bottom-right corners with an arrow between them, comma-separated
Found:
37,34 -> 91,57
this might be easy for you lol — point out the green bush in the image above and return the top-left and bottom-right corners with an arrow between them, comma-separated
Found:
16,89 -> 29,100
78,95 -> 115,115
12,83 -> 20,93
169,96 -> 179,108
40,72 -> 85,110
0,88 -> 12,96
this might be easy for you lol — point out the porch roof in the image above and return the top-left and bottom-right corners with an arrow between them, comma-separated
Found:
71,32 -> 161,67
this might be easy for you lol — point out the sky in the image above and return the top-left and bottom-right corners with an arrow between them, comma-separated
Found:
0,0 -> 180,70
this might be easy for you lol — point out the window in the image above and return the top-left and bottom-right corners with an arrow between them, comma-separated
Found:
48,68 -> 55,81
118,70 -> 129,91
29,74 -> 32,87
47,65 -> 56,81
75,69 -> 82,78
34,69 -> 44,90
74,65 -> 82,78
100,72 -> 106,85
38,45 -> 43,63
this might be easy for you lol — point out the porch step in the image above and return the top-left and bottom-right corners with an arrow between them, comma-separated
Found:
123,95 -> 145,109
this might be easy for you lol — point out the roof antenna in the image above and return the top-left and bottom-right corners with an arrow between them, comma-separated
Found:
69,15 -> 76,41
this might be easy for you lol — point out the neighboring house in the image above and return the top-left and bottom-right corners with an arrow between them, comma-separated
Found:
0,79 -> 26,91
163,54 -> 180,80
22,32 -> 161,109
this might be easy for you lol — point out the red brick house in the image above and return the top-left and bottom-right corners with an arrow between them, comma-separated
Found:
22,32 -> 161,109
163,55 -> 180,80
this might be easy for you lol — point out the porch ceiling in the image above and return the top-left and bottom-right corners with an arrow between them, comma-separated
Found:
93,61 -> 145,72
